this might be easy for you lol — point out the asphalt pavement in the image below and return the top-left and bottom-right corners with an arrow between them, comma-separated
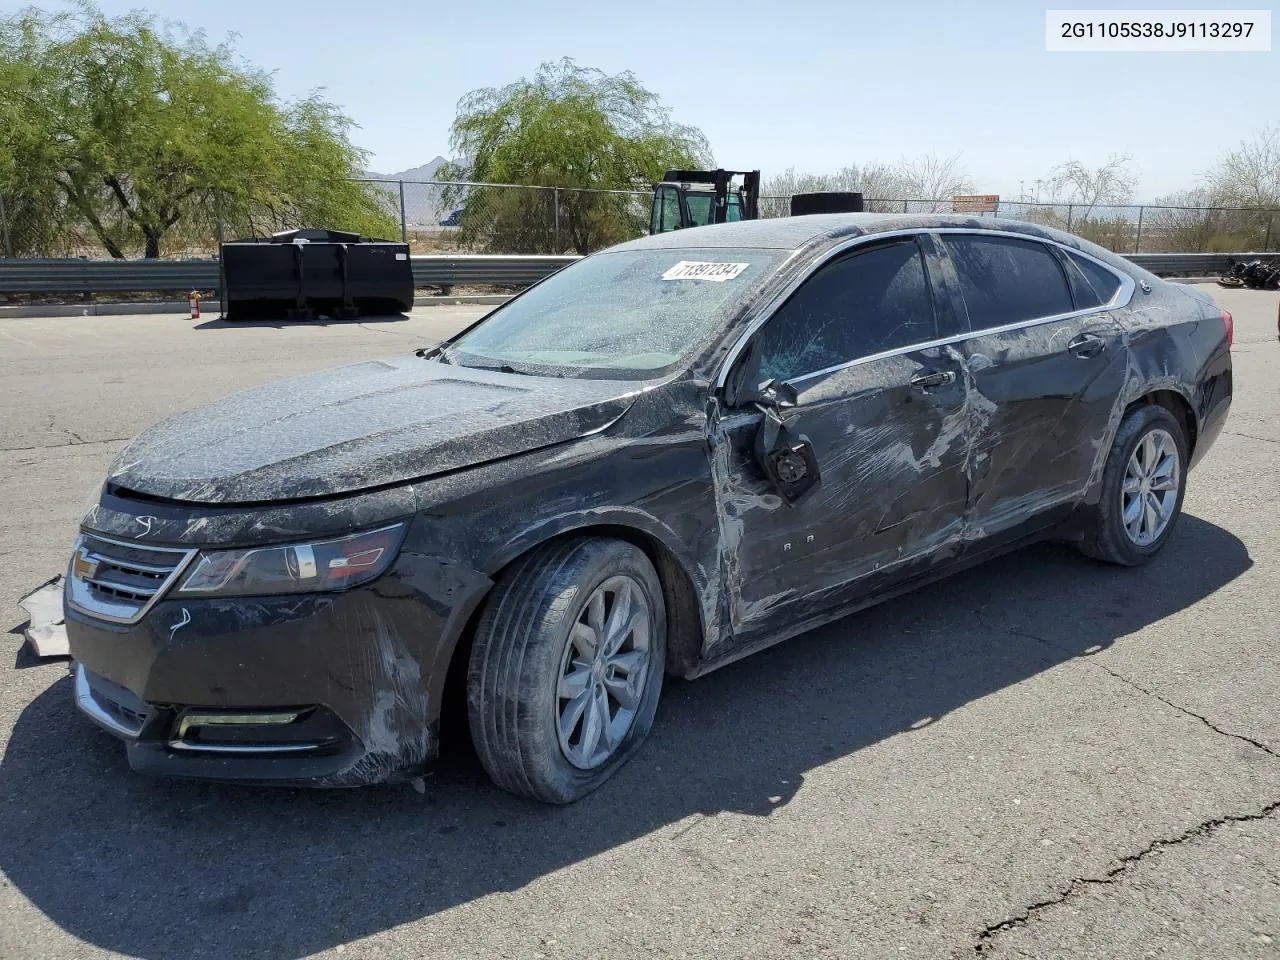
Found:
1,289 -> 1277,959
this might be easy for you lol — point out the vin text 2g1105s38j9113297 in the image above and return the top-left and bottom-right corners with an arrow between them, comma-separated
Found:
63,214 -> 1232,803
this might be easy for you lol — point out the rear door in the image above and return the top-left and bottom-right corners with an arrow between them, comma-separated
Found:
712,236 -> 970,632
938,232 -> 1130,540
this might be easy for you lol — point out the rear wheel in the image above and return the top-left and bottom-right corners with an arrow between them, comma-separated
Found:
1078,404 -> 1188,566
467,537 -> 666,803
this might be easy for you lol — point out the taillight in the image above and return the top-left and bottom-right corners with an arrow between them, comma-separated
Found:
1222,309 -> 1234,348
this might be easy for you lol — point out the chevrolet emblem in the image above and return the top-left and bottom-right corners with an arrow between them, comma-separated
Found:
72,547 -> 100,581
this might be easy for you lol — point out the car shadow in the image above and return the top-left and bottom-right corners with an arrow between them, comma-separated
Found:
192,313 -> 409,331
0,515 -> 1250,959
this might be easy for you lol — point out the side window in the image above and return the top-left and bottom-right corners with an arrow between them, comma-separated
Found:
755,239 -> 937,383
653,188 -> 681,233
726,194 -> 744,222
942,234 -> 1074,331
1064,250 -> 1123,307
684,193 -> 712,226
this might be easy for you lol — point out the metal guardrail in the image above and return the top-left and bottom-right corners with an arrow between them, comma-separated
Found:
1127,252 -> 1280,275
0,258 -> 222,293
0,255 -> 579,294
1,251 -> 1277,296
410,255 -> 579,286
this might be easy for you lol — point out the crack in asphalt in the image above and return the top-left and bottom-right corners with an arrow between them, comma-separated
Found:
972,801 -> 1280,953
1094,664 -> 1280,760
1227,430 -> 1280,445
1007,626 -> 1279,760
1,436 -> 132,453
972,626 -> 1280,953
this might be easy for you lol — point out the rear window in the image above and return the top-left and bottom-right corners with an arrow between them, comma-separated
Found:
943,234 -> 1074,331
1065,250 -> 1124,307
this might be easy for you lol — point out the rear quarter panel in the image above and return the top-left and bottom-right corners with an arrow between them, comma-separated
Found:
1096,278 -> 1231,489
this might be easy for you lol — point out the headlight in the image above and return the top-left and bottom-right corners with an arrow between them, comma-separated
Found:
175,523 -> 407,597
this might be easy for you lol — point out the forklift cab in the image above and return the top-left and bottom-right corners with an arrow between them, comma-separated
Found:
650,169 -> 760,233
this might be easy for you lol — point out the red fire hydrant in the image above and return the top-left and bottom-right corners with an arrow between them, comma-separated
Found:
189,290 -> 201,320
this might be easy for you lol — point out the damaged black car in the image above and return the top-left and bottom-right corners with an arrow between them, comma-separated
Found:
65,214 -> 1232,802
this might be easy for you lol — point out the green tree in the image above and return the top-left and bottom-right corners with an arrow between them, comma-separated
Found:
441,58 -> 711,254
0,5 -> 395,258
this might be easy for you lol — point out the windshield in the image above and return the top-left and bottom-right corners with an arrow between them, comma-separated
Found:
448,248 -> 786,378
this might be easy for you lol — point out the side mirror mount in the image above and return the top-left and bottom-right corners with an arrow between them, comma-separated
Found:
725,342 -> 798,410
726,348 -> 819,502
752,411 -> 821,503
754,377 -> 798,410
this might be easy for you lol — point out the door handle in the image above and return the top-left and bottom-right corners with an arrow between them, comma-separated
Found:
909,370 -> 957,390
1067,333 -> 1107,359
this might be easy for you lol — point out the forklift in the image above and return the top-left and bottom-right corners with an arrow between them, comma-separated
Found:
649,168 -> 864,233
649,169 -> 761,233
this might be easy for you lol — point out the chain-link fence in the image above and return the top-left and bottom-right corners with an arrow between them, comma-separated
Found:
367,179 -> 655,256
3,178 -> 1277,259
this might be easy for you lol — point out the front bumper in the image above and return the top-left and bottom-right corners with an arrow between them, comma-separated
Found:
65,550 -> 491,786
73,662 -> 369,783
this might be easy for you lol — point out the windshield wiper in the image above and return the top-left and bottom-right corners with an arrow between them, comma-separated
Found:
422,346 -> 566,377
414,344 -> 452,363
463,361 -> 536,376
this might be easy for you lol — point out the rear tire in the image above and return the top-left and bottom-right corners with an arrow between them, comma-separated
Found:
467,537 -> 666,803
1077,404 -> 1188,566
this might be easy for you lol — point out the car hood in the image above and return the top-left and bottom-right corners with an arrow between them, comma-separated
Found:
107,357 -> 642,504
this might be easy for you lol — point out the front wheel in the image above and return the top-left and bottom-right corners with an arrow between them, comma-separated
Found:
1077,404 -> 1188,566
467,537 -> 666,803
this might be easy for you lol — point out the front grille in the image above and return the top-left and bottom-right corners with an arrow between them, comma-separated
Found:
66,533 -> 196,624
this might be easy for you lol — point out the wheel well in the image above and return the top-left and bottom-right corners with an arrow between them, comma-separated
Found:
1128,390 -> 1197,458
436,524 -> 707,753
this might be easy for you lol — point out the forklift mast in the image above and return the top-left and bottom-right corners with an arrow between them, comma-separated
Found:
650,169 -> 761,233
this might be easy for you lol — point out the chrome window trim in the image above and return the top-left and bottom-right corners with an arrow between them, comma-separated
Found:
713,227 -> 1136,392
66,532 -> 198,625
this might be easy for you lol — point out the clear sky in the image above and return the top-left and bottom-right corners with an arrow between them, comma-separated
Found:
31,0 -> 1280,200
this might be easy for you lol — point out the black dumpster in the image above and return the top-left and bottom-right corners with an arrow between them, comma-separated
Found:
221,229 -> 413,321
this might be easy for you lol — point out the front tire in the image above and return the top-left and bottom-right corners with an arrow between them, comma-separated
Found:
467,537 -> 666,803
1078,404 -> 1188,566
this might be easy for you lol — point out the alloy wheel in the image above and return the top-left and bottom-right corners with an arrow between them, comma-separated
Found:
1121,427 -> 1180,546
555,575 -> 653,770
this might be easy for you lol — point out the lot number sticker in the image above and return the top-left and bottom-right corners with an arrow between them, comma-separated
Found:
662,261 -> 750,282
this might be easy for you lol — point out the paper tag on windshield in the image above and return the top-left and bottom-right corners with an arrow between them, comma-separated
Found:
662,261 -> 749,282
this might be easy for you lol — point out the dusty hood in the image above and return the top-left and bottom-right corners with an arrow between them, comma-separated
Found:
107,356 -> 639,504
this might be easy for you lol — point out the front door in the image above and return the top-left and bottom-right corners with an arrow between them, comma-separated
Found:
710,236 -> 970,635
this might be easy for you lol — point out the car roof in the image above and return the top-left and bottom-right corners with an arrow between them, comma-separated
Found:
611,213 -> 1083,253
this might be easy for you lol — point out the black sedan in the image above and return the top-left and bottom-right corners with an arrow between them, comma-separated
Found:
64,214 -> 1233,802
